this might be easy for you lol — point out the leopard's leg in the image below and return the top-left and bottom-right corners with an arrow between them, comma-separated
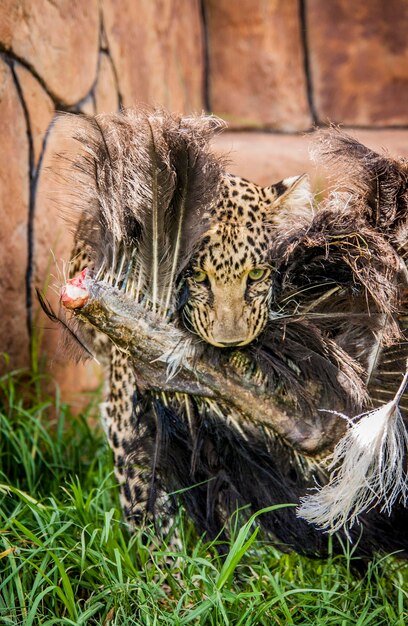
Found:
100,346 -> 150,524
102,347 -> 182,547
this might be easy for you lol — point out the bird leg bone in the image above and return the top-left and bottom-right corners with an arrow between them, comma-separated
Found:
60,270 -> 346,456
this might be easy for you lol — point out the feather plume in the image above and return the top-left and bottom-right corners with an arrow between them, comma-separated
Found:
253,319 -> 368,420
310,127 -> 408,236
36,289 -> 94,361
297,365 -> 408,534
62,109 -> 226,319
159,114 -> 226,315
131,115 -> 176,313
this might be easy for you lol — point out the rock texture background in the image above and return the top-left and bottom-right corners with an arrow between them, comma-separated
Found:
1,0 -> 408,402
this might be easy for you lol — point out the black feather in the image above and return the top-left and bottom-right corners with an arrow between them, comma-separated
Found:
54,118 -> 408,560
36,289 -> 93,361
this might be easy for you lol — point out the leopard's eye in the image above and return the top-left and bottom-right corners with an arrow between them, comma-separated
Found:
248,268 -> 267,282
193,270 -> 208,283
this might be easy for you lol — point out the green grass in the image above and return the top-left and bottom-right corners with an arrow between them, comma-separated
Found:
0,364 -> 407,625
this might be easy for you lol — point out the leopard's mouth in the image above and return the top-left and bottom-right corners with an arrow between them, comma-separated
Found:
194,319 -> 268,349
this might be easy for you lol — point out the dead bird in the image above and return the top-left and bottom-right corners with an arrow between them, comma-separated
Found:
41,109 -> 408,559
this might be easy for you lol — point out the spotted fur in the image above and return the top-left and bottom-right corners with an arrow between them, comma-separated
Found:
183,173 -> 311,347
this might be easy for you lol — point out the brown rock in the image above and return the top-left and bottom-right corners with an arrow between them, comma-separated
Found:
205,0 -> 312,131
0,59 -> 30,371
14,64 -> 54,168
355,129 -> 408,157
78,95 -> 96,116
0,0 -> 99,106
307,0 -> 408,126
94,52 -> 120,114
212,132 -> 316,187
102,0 -> 204,113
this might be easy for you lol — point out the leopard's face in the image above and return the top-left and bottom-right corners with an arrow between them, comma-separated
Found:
182,173 -> 311,348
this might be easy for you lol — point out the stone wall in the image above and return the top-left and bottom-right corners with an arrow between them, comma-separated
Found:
205,0 -> 408,129
1,0 -> 408,399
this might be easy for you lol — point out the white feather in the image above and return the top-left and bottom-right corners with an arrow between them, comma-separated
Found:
151,335 -> 195,380
297,367 -> 408,534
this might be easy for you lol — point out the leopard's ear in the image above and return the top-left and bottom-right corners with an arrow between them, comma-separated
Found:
263,174 -> 313,222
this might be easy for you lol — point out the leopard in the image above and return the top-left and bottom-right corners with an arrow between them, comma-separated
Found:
70,169 -> 312,540
58,113 -> 408,560
183,172 -> 311,348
